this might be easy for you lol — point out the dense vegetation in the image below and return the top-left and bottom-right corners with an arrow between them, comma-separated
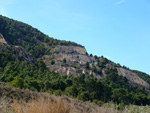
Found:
0,50 -> 150,106
0,15 -> 83,58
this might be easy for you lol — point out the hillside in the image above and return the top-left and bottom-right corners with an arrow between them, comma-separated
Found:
132,70 -> 150,84
0,15 -> 150,108
0,15 -> 83,58
0,15 -> 149,88
0,42 -> 36,64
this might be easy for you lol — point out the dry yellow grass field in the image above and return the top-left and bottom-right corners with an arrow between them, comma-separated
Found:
12,96 -> 71,113
11,95 -> 119,113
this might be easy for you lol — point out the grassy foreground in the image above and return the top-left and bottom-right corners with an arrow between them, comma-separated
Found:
0,82 -> 150,113
4,96 -> 150,113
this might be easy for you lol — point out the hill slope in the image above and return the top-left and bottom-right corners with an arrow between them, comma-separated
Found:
132,70 -> 150,84
0,15 -> 150,106
0,15 -> 83,58
0,33 -> 36,64
0,15 -> 149,88
42,45 -> 149,88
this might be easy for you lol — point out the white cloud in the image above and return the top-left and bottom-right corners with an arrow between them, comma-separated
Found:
104,55 -> 111,60
0,7 -> 8,16
0,0 -> 16,4
0,0 -> 17,17
116,0 -> 126,4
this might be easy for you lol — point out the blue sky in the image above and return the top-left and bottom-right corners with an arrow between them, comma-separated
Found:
0,0 -> 150,75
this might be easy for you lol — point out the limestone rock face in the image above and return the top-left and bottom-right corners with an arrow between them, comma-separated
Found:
52,45 -> 87,55
43,45 -> 96,76
117,67 -> 149,88
42,45 -> 150,88
0,33 -> 36,64
0,42 -> 37,64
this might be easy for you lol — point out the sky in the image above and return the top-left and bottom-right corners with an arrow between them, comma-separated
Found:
0,0 -> 150,75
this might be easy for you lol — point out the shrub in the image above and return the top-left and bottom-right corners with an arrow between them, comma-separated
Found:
85,62 -> 89,69
77,91 -> 89,102
97,100 -> 103,107
93,99 -> 98,104
9,76 -> 24,89
98,68 -> 102,75
117,101 -> 125,110
51,60 -> 55,65
54,90 -> 62,96
63,58 -> 66,63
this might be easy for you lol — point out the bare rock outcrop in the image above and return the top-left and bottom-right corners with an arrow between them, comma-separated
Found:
117,67 -> 149,88
0,34 -> 7,44
0,34 -> 36,64
43,45 -> 150,88
52,45 -> 87,55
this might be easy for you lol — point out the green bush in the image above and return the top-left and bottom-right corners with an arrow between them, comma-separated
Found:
63,58 -> 66,63
97,100 -> 103,106
93,99 -> 98,104
77,91 -> 89,102
51,60 -> 55,65
54,90 -> 62,96
117,101 -> 125,110
65,86 -> 78,97
9,76 -> 24,89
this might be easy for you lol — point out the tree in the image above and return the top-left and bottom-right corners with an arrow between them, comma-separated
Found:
85,62 -> 89,69
65,79 -> 73,86
9,76 -> 24,89
98,68 -> 102,75
90,54 -> 93,57
63,58 -> 66,63
54,89 -> 62,96
90,92 -> 97,101
94,55 -> 98,60
77,91 -> 89,102
92,66 -> 97,72
29,80 -> 40,91
65,86 -> 78,97
51,60 -> 55,65
112,88 -> 128,103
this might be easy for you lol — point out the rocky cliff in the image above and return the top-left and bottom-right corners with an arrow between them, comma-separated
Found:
0,34 -> 7,44
0,34 -> 36,64
42,45 -> 149,88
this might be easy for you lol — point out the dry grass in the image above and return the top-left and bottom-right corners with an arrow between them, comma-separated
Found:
11,96 -> 71,113
1,82 -> 149,113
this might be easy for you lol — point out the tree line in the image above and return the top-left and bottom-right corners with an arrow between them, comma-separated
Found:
0,50 -> 150,106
